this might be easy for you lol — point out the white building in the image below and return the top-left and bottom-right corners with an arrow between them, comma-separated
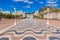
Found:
26,14 -> 33,18
43,8 -> 60,20
22,12 -> 26,17
56,13 -> 60,20
33,11 -> 39,16
2,11 -> 10,14
44,13 -> 56,19
43,8 -> 56,19
12,10 -> 23,15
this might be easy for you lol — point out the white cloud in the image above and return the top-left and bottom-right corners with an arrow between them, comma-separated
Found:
46,0 -> 57,4
46,0 -> 58,7
13,0 -> 23,2
24,0 -> 29,2
52,4 -> 58,7
46,0 -> 57,2
13,0 -> 34,4
23,5 -> 30,8
24,0 -> 34,4
0,8 -> 2,10
40,2 -> 44,4
46,0 -> 58,3
28,1 -> 34,4
46,3 -> 58,7
47,1 -> 56,4
0,8 -> 3,12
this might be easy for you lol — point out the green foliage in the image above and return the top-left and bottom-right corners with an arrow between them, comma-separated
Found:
33,13 -> 44,19
0,12 -> 3,20
54,9 -> 60,12
38,13 -> 44,18
3,14 -> 15,19
0,12 -> 23,19
16,14 -> 23,19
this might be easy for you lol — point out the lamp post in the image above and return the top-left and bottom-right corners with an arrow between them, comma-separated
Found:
47,8 -> 49,28
14,8 -> 16,25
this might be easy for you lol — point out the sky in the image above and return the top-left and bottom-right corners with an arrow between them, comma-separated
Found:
0,0 -> 60,13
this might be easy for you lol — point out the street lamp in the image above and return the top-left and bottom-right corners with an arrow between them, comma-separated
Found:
47,8 -> 49,28
14,8 -> 16,25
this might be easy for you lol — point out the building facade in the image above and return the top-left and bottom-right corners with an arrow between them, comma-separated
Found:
43,8 -> 60,20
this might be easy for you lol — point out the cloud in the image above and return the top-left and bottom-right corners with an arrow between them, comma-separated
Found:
46,0 -> 58,7
23,5 -> 30,8
46,0 -> 58,2
46,0 -> 57,4
23,0 -> 34,4
51,4 -> 58,7
46,4 -> 58,7
46,0 -> 58,3
13,0 -> 23,2
24,0 -> 29,2
0,8 -> 3,12
40,2 -> 44,4
0,8 -> 2,10
47,1 -> 56,4
13,0 -> 34,4
28,1 -> 34,4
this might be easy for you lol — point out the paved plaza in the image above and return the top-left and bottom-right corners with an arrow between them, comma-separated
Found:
0,18 -> 60,40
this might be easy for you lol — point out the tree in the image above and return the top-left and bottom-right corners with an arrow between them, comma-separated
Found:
0,12 -> 3,20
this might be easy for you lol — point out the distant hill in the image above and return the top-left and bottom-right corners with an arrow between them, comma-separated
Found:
33,6 -> 60,19
39,6 -> 60,13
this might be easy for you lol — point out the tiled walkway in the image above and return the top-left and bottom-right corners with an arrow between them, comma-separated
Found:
0,19 -> 60,40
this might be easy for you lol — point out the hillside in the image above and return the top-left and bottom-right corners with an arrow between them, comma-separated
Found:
39,6 -> 60,13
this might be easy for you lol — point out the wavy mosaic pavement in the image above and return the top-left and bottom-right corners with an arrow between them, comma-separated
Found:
0,19 -> 60,40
